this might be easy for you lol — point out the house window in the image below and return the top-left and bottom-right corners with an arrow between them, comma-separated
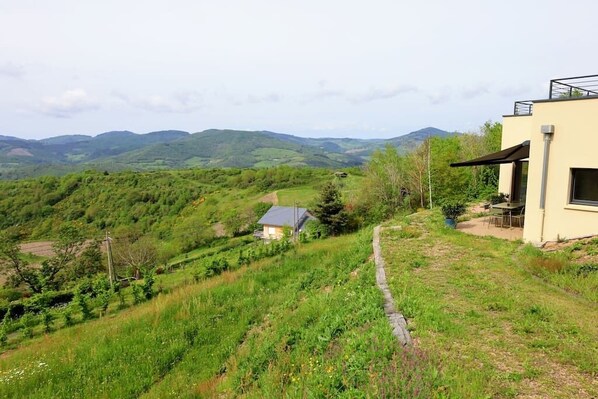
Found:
570,168 -> 598,206
268,227 -> 276,235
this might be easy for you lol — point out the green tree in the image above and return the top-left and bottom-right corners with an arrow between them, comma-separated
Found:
0,234 -> 43,293
359,145 -> 409,219
70,239 -> 103,280
171,213 -> 214,252
113,236 -> 158,279
313,182 -> 347,236
38,223 -> 86,291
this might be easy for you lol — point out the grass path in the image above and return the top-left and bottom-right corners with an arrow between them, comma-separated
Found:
382,212 -> 598,398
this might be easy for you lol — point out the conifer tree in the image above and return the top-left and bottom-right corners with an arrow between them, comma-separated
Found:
313,182 -> 347,236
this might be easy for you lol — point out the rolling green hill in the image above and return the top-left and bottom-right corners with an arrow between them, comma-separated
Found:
0,130 -> 190,177
0,127 -> 451,179
102,129 -> 363,170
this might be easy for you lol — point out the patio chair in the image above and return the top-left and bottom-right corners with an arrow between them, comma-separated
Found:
511,206 -> 525,228
486,206 -> 504,228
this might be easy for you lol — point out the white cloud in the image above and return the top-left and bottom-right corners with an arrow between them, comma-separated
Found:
498,85 -> 532,98
348,85 -> 418,104
39,89 -> 99,118
0,62 -> 24,78
113,90 -> 203,113
245,92 -> 282,104
461,85 -> 489,99
302,82 -> 417,104
427,88 -> 452,105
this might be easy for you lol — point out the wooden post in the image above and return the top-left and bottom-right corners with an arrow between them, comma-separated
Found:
105,231 -> 115,288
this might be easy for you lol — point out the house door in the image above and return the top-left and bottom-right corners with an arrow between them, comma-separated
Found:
511,161 -> 528,203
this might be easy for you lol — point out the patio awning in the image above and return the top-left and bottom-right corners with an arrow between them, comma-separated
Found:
450,140 -> 530,167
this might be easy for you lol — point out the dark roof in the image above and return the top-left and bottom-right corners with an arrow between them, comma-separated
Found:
450,141 -> 530,167
257,206 -> 313,227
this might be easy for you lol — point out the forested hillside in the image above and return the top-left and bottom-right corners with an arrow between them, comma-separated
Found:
0,127 -> 452,179
0,167 -> 332,242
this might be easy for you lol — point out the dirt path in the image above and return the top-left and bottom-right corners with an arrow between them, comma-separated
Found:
259,191 -> 278,205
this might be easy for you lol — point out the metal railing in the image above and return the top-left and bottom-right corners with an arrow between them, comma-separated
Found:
514,100 -> 533,115
549,74 -> 598,99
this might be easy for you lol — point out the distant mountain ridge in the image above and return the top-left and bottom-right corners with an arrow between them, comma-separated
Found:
0,127 -> 452,178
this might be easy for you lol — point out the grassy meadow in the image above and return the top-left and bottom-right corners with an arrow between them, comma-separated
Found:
381,212 -> 598,398
0,232 -> 439,398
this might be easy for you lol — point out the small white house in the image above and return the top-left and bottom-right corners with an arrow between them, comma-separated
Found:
255,206 -> 316,240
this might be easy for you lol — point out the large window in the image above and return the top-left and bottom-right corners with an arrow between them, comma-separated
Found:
570,168 -> 598,206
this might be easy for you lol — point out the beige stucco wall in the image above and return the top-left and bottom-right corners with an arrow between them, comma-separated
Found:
501,98 -> 598,244
521,98 -> 598,244
498,115 -> 533,195
262,225 -> 285,240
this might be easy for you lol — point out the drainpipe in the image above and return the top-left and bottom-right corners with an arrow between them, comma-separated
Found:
539,125 -> 555,242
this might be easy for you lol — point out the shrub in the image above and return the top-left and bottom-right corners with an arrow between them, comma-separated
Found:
75,290 -> 92,321
24,291 -> 74,313
131,283 -> 143,305
98,290 -> 111,314
63,308 -> 74,327
42,309 -> 54,333
142,272 -> 155,300
0,288 -> 23,302
116,288 -> 126,309
440,201 -> 466,220
20,312 -> 36,339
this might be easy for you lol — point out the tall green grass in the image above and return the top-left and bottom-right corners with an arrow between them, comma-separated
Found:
0,231 -> 436,398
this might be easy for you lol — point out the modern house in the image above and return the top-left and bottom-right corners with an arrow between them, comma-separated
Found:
255,206 -> 316,240
454,74 -> 598,244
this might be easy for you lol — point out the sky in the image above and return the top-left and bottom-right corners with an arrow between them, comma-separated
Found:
1,0 -> 598,140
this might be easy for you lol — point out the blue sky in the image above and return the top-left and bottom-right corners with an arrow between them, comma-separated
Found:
1,0 -> 598,139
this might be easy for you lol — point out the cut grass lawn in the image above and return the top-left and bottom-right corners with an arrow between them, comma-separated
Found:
0,231 -> 436,398
381,211 -> 598,398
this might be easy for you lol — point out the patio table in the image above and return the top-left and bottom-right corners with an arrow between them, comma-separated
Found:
492,202 -> 524,228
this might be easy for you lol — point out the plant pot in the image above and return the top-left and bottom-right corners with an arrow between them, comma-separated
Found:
444,218 -> 457,229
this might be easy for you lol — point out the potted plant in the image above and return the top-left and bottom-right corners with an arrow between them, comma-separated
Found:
441,200 -> 466,229
488,192 -> 509,205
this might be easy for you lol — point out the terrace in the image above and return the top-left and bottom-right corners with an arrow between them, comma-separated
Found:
512,74 -> 598,116
457,217 -> 523,241
456,204 -> 523,241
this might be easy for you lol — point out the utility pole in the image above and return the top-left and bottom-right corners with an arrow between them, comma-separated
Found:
105,231 -> 116,288
427,137 -> 433,209
293,201 -> 297,242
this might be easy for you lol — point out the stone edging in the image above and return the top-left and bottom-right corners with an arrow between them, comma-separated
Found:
373,225 -> 412,346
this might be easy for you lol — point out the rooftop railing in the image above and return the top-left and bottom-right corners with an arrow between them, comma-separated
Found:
510,74 -> 598,116
514,100 -> 533,116
549,74 -> 598,99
